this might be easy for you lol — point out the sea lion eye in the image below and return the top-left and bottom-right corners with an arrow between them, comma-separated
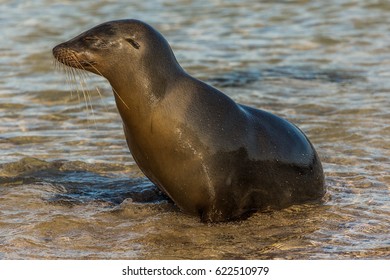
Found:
125,38 -> 140,49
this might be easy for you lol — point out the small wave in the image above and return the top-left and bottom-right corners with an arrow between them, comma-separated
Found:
0,157 -> 168,206
207,66 -> 364,88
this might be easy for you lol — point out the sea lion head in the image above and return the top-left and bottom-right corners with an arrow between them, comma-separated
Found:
53,19 -> 180,83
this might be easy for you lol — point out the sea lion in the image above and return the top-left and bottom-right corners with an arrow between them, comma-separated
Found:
53,19 -> 325,222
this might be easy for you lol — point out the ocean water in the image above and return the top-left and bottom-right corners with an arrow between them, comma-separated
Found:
0,0 -> 389,259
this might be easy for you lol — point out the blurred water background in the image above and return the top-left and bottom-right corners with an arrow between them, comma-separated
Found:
0,0 -> 389,259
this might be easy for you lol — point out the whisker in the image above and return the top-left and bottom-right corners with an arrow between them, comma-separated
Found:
87,62 -> 130,110
95,86 -> 109,113
74,58 -> 98,127
68,67 -> 79,102
112,87 -> 130,110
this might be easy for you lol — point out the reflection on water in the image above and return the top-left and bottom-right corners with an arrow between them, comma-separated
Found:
0,0 -> 389,259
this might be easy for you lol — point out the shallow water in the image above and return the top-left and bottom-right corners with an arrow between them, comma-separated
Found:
0,0 -> 389,259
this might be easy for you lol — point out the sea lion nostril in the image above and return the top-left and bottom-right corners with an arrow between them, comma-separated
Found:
52,45 -> 61,57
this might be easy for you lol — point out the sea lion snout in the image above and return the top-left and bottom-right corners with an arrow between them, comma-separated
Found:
53,43 -> 98,72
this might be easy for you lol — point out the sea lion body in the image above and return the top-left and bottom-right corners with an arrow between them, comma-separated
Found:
53,19 -> 325,222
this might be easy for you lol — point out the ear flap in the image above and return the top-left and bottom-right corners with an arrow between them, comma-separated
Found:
125,38 -> 140,49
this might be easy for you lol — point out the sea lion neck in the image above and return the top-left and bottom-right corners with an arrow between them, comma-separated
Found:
107,55 -> 186,112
